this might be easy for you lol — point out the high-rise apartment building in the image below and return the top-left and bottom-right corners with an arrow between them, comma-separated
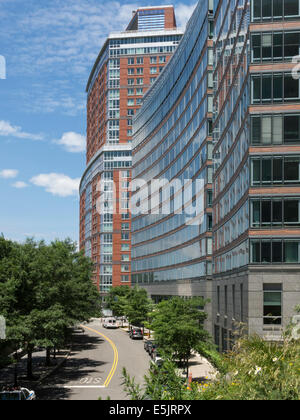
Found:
212,0 -> 300,350
131,0 -> 300,348
131,1 -> 215,334
79,6 -> 183,295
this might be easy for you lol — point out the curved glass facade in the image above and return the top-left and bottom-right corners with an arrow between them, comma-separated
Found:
132,0 -> 214,301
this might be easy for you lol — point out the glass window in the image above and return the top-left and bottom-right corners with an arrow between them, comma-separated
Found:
273,115 -> 283,144
262,159 -> 272,183
272,200 -> 283,224
262,241 -> 271,263
284,74 -> 299,100
272,242 -> 283,263
284,200 -> 299,224
262,75 -> 272,102
284,115 -> 300,142
285,158 -> 300,182
262,116 -> 272,143
261,201 -> 271,225
251,240 -> 261,263
264,284 -> 282,325
252,116 -> 261,144
262,33 -> 272,59
273,74 -> 283,101
252,201 -> 261,227
252,76 -> 261,104
262,0 -> 272,19
284,242 -> 299,262
285,0 -> 300,16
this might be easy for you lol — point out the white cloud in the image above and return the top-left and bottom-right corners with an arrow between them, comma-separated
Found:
176,2 -> 197,30
12,181 -> 28,189
0,120 -> 43,141
30,173 -> 80,197
0,169 -> 19,179
55,132 -> 86,153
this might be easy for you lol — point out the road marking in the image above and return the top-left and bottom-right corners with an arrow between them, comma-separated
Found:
80,325 -> 119,389
63,386 -> 106,389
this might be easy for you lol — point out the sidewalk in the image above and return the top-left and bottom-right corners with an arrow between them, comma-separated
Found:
186,353 -> 217,382
0,347 -> 71,391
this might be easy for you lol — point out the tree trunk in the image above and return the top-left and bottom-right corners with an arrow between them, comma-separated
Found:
14,350 -> 18,387
27,347 -> 34,380
46,348 -> 51,366
53,347 -> 56,360
186,358 -> 189,380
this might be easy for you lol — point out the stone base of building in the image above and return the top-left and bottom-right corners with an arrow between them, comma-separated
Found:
212,266 -> 300,352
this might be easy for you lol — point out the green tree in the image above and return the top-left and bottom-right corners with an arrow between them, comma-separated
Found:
125,287 -> 152,329
151,297 -> 209,377
106,286 -> 131,318
0,237 -> 101,379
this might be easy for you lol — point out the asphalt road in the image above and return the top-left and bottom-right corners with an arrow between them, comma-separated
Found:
36,320 -> 150,400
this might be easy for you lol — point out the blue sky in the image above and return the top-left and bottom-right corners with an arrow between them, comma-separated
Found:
0,0 -> 196,244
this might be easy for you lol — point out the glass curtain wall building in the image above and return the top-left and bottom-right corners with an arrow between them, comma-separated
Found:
212,0 -> 300,351
80,7 -> 182,295
131,1 -> 215,333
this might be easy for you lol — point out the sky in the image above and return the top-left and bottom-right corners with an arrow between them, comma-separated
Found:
0,0 -> 197,244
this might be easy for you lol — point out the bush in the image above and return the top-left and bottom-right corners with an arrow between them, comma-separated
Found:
198,335 -> 300,400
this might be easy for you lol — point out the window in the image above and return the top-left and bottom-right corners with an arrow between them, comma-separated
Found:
251,239 -> 300,264
136,78 -> 144,85
150,77 -> 157,84
251,199 -> 300,227
251,114 -> 300,145
121,244 -> 130,251
127,88 -> 134,96
264,284 -> 282,325
128,68 -> 134,75
136,68 -> 143,75
251,73 -> 300,104
252,0 -> 300,21
128,58 -> 134,65
159,56 -> 166,63
136,57 -> 144,65
251,156 -> 300,185
127,99 -> 134,106
150,57 -> 157,64
150,67 -> 157,74
121,255 -> 130,262
136,88 -> 143,96
128,78 -> 134,86
121,275 -> 130,283
121,233 -> 130,240
121,265 -> 130,273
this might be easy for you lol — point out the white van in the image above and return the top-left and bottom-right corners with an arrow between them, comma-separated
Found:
102,318 -> 118,329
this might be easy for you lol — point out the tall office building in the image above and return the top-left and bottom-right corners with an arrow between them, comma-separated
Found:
131,1 -> 215,334
79,6 -> 183,295
212,0 -> 300,350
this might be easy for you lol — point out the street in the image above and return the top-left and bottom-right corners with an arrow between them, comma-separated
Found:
36,320 -> 150,400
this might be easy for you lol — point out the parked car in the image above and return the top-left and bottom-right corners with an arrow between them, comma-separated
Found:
0,387 -> 36,401
102,318 -> 118,329
149,343 -> 158,359
129,327 -> 143,340
144,340 -> 155,352
151,356 -> 164,369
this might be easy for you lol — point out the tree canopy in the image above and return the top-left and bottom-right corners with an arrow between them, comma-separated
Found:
0,236 -> 101,377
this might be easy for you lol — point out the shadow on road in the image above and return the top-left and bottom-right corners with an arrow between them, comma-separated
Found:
35,332 -> 109,400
